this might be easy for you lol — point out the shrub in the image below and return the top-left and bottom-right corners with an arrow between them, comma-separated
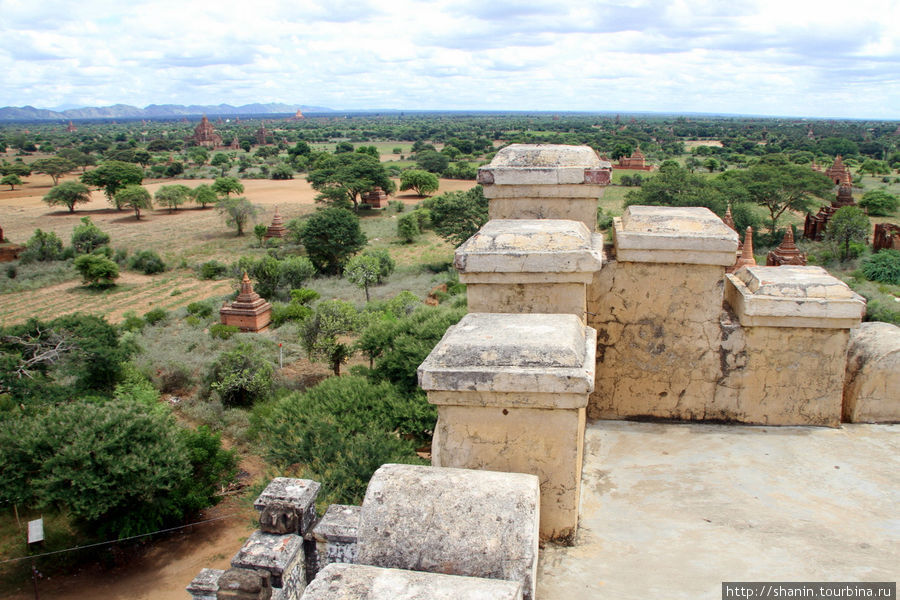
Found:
199,260 -> 228,280
71,216 -> 110,254
129,249 -> 167,274
596,208 -> 614,231
120,310 -> 146,332
388,199 -> 405,213
862,250 -> 900,285
73,253 -> 119,287
397,212 -> 420,243
859,190 -> 899,216
825,206 -> 870,262
209,323 -> 239,340
186,301 -> 214,319
21,229 -> 64,263
143,307 -> 168,325
206,342 -> 275,407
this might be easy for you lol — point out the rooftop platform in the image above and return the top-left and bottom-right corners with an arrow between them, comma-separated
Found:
537,420 -> 898,599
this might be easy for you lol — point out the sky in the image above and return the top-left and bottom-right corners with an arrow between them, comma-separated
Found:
1,0 -> 898,119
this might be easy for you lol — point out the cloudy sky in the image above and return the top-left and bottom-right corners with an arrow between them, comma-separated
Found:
1,0 -> 898,119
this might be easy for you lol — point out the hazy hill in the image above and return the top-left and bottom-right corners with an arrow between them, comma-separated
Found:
0,103 -> 333,121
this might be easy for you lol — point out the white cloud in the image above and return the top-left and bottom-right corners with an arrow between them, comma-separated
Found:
0,0 -> 896,117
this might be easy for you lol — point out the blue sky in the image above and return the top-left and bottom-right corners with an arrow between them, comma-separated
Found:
1,0 -> 898,119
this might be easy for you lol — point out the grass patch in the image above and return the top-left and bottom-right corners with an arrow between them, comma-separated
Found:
0,260 -> 77,294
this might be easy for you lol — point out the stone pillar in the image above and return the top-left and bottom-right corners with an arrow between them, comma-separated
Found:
722,266 -> 866,426
843,322 -> 900,423
588,205 -> 739,420
253,478 -> 320,536
454,219 -> 603,320
302,564 -> 523,600
355,464 -> 540,600
311,504 -> 361,573
476,144 -> 611,231
418,313 -> 596,543
230,532 -> 305,600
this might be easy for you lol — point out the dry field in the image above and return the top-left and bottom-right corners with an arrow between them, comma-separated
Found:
0,173 -> 472,325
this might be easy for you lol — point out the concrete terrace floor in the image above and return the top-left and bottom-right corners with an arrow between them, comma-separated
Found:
537,420 -> 899,599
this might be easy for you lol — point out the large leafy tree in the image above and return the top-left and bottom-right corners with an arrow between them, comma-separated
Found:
624,162 -> 726,215
300,300 -> 360,375
344,254 -> 382,302
43,181 -> 92,213
307,152 -> 395,211
298,207 -> 367,274
115,184 -> 153,220
399,169 -> 439,196
217,196 -> 260,236
425,185 -> 489,247
190,183 -> 217,208
155,184 -> 191,212
81,160 -> 144,209
0,401 -> 235,538
2,174 -> 22,190
74,253 -> 120,287
212,176 -> 244,198
826,206 -> 870,262
31,156 -> 76,186
723,158 -> 832,234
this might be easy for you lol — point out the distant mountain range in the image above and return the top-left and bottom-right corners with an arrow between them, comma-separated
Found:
0,103 -> 334,121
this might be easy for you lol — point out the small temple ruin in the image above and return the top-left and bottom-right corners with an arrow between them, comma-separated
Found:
263,207 -> 287,240
615,147 -> 652,170
804,182 -> 856,240
256,123 -> 269,146
873,223 -> 900,251
66,120 -> 77,132
766,227 -> 807,266
229,136 -> 241,150
824,155 -> 852,185
188,115 -> 223,148
219,273 -> 272,332
361,187 -> 388,208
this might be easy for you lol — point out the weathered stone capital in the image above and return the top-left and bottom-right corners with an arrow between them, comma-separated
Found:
613,206 -> 739,265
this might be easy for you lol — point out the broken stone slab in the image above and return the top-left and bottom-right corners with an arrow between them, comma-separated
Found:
231,531 -> 305,599
301,563 -> 523,600
187,568 -> 225,600
726,265 -> 866,328
476,144 -> 611,231
418,312 -> 596,395
455,219 -> 604,318
216,568 -> 272,600
614,205 -> 739,265
254,478 -> 320,536
312,504 -> 361,573
843,322 -> 900,423
355,464 -> 539,600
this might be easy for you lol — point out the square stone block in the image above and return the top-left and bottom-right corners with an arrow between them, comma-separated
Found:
186,568 -> 224,600
312,504 -> 361,572
254,478 -> 320,536
231,531 -> 305,597
726,265 -> 866,328
614,205 -> 739,265
303,563 -> 523,600
355,464 -> 539,600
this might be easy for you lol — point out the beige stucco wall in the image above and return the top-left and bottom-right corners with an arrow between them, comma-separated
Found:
587,259 -> 726,420
465,282 -> 587,319
429,393 -> 586,543
488,197 -> 599,232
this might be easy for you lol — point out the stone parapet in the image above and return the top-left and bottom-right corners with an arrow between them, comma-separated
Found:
301,563 -> 523,600
355,464 -> 539,600
418,313 -> 595,541
725,266 -> 866,329
254,478 -> 321,536
477,144 -> 611,231
188,568 -> 225,600
613,206 -> 739,265
311,504 -> 361,573
455,219 -> 603,319
842,322 -> 900,423
231,531 -> 306,600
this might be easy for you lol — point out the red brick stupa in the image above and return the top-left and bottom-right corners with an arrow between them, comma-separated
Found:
219,273 -> 272,332
728,227 -> 757,273
229,136 -> 241,150
825,155 -> 851,185
263,206 -> 287,240
766,227 -> 806,266
362,186 -> 388,208
189,115 -> 222,148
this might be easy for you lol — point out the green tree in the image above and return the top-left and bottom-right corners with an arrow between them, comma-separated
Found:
415,149 -> 449,174
57,149 -> 96,172
625,162 -> 727,215
397,212 -> 420,243
307,152 -> 396,211
344,254 -> 381,302
0,162 -> 31,177
74,253 -> 119,287
300,299 -> 360,375
31,156 -> 76,186
206,342 -> 275,407
22,229 -> 64,262
211,153 -> 232,176
116,184 -> 153,220
684,157 -> 702,173
155,184 -> 191,212
426,185 -> 489,246
71,216 -> 110,253
81,160 -> 144,209
399,169 -> 439,196
217,196 -> 260,236
254,223 -> 268,247
212,176 -> 244,198
1,174 -> 22,190
826,206 -> 870,262
0,401 -> 235,538
190,183 -> 217,208
188,146 -> 209,165
298,207 -> 367,274
859,189 -> 899,216
611,143 -> 633,161
42,181 -> 92,213
858,159 -> 890,177
734,161 -> 833,234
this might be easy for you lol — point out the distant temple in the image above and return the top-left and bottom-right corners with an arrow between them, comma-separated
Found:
766,228 -> 807,267
825,155 -> 852,185
188,115 -> 222,148
616,148 -> 652,171
66,121 -> 77,133
263,207 -> 287,240
290,109 -> 305,120
230,136 -> 241,150
256,123 -> 269,146
804,184 -> 857,241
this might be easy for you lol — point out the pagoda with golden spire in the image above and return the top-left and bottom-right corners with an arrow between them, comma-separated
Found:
219,273 -> 272,332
